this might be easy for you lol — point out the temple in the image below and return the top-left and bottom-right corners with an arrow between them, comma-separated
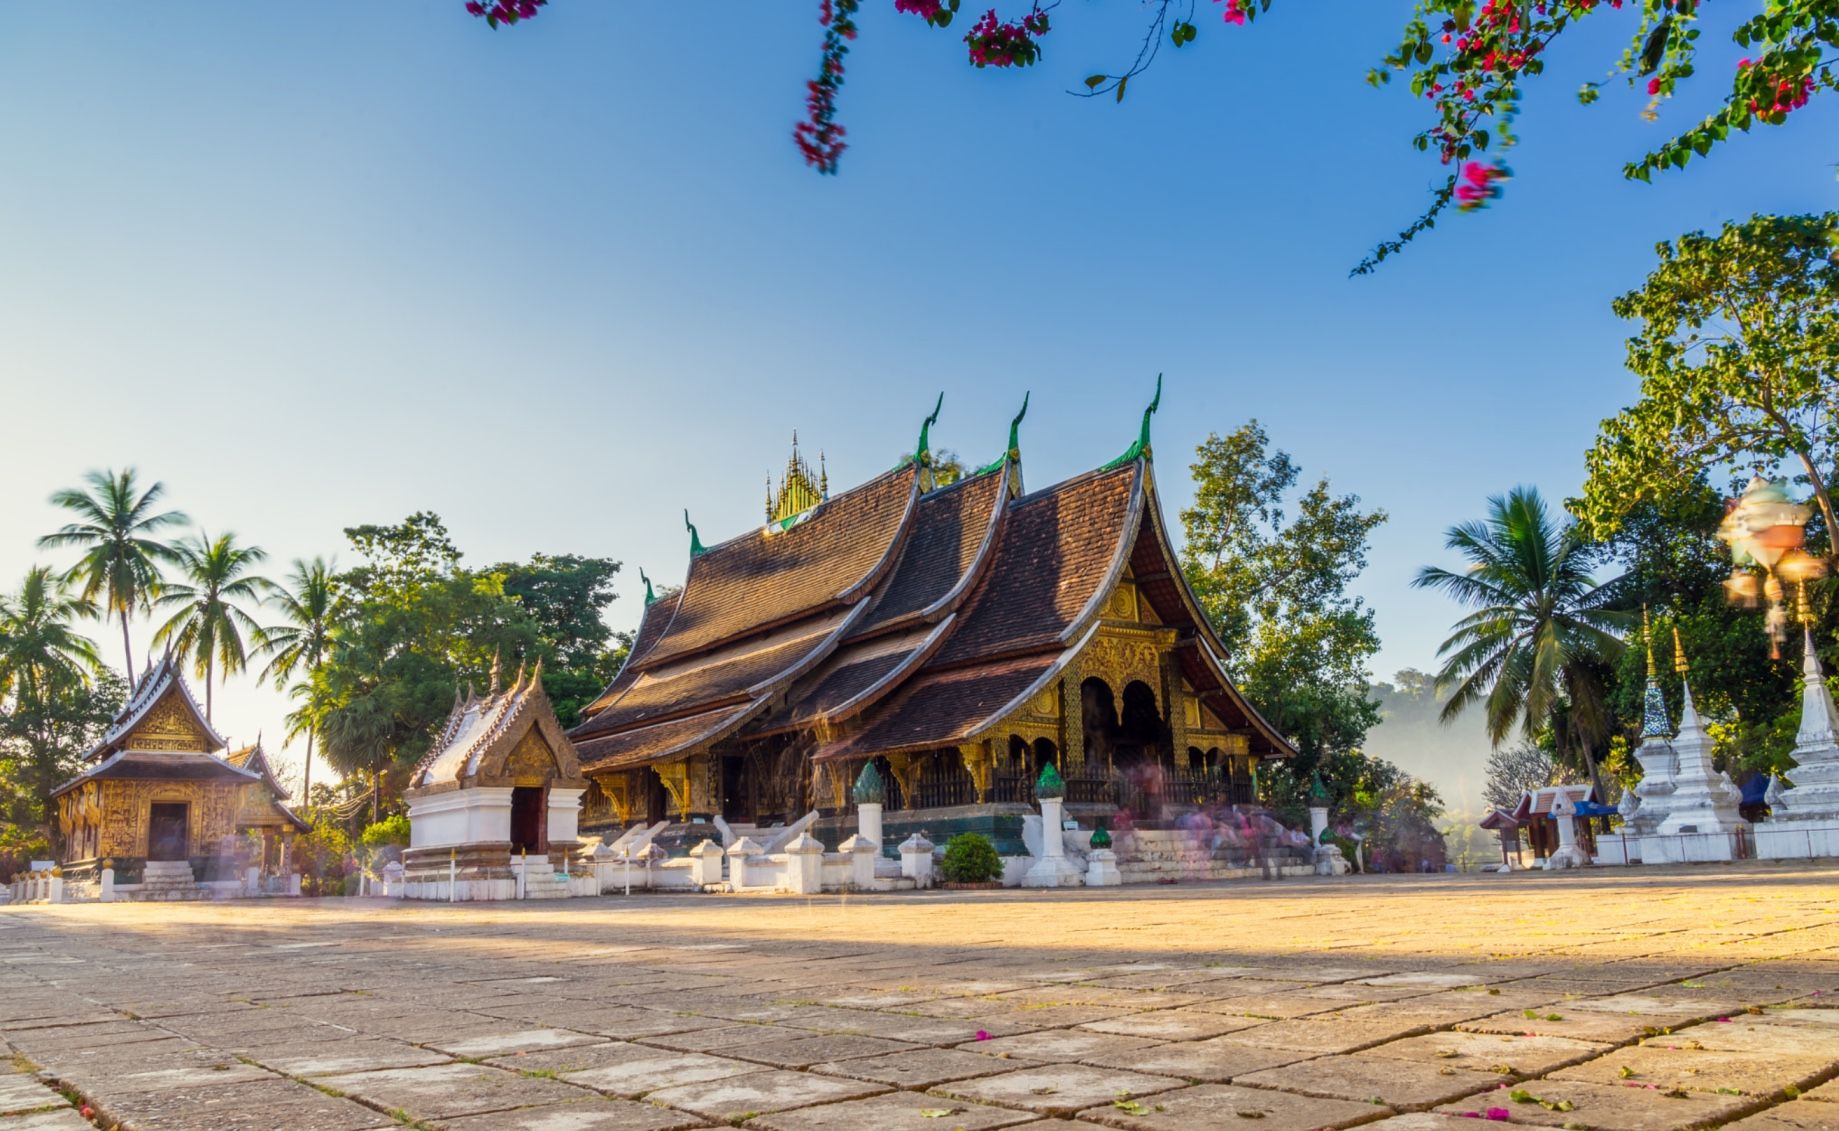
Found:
570,386 -> 1297,853
51,651 -> 308,897
401,658 -> 592,899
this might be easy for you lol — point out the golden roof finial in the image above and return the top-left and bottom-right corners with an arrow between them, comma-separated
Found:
1644,606 -> 1655,678
1673,625 -> 1689,675
819,451 -> 828,497
1799,581 -> 1814,626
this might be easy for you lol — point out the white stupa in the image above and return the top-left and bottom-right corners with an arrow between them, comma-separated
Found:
1624,613 -> 1678,837
1635,630 -> 1748,862
1758,627 -> 1839,859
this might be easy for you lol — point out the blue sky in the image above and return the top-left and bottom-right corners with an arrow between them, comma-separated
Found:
2,2 -> 1832,793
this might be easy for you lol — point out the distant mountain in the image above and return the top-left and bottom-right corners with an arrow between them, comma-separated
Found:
1364,669 -> 1491,823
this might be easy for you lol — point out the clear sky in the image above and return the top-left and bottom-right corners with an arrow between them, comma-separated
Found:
2,2 -> 1832,795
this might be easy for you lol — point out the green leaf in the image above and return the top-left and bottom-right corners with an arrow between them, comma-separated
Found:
1085,74 -> 1107,90
1115,75 -> 1128,103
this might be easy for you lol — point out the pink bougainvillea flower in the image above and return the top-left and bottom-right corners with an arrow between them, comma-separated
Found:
1484,1110 -> 1511,1121
974,1030 -> 992,1040
1214,0 -> 1247,26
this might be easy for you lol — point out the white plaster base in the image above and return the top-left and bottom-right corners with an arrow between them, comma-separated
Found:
1631,830 -> 1745,864
1756,819 -> 1839,861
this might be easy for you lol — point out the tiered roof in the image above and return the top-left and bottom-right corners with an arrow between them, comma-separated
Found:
409,659 -> 586,793
52,651 -> 259,798
571,392 -> 1295,774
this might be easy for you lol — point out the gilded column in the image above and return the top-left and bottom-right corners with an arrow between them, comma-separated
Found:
1059,662 -> 1085,772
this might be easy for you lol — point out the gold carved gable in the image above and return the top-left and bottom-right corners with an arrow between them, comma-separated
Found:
128,695 -> 210,753
1081,631 -> 1165,702
1104,582 -> 1138,622
506,728 -> 558,784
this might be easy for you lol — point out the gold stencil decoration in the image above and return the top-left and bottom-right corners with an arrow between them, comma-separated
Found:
1105,583 -> 1138,622
129,698 -> 209,753
1082,633 -> 1163,704
506,729 -> 557,784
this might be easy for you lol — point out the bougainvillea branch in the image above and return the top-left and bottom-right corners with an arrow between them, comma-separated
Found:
465,0 -> 1839,271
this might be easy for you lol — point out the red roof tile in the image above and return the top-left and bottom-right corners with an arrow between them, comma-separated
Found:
576,704 -> 756,774
853,468 -> 1005,634
813,656 -> 1056,762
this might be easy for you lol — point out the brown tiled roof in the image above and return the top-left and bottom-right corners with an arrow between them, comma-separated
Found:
578,589 -> 682,722
853,468 -> 1005,634
576,704 -> 755,774
931,462 -> 1140,667
573,619 -> 843,737
634,466 -> 917,667
813,656 -> 1056,762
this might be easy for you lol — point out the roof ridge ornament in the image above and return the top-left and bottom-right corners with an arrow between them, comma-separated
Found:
916,392 -> 944,468
640,567 -> 656,607
685,509 -> 707,557
973,391 -> 1030,479
1101,374 -> 1162,471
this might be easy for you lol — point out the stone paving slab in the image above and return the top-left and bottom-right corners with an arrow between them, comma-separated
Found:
0,1112 -> 94,1131
5,865 -> 1839,1131
640,1069 -> 883,1121
1073,1082 -> 1386,1130
745,1089 -> 1037,1130
316,1062 -> 594,1120
929,1064 -> 1186,1117
434,1097 -> 712,1130
0,1076 -> 59,1118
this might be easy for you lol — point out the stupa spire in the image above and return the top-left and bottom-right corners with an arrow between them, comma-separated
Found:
1640,607 -> 1670,739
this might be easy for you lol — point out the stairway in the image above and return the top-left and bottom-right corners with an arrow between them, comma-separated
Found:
133,861 -> 209,901
1116,829 -> 1315,883
519,869 -> 575,899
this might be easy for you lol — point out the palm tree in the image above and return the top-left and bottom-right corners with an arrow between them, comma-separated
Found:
257,558 -> 340,800
152,532 -> 271,722
38,468 -> 188,688
1413,486 -> 1630,793
0,567 -> 103,708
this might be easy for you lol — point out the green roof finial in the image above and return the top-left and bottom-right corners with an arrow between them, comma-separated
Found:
1101,374 -> 1163,471
852,761 -> 886,806
1089,819 -> 1111,850
639,567 -> 656,607
916,392 -> 943,466
1035,762 -> 1066,800
684,509 -> 706,557
973,392 -> 1031,478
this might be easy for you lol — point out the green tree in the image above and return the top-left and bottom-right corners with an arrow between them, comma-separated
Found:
0,567 -> 118,837
490,553 -> 626,727
152,532 -> 272,722
38,468 -> 188,687
0,567 -> 102,707
1576,214 -> 1839,543
1414,487 -> 1630,794
1179,421 -> 1388,778
257,557 -> 340,800
312,513 -> 539,821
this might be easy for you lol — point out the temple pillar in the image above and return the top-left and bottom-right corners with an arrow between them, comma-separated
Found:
1059,663 -> 1085,772
1163,655 -> 1191,768
959,743 -> 994,804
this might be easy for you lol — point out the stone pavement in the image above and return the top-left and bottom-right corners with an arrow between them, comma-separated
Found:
4,863 -> 1839,1130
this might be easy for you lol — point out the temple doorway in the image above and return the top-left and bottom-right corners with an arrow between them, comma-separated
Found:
1081,678 -> 1118,768
720,755 -> 755,824
1113,680 -> 1165,771
148,803 -> 189,861
510,786 -> 547,853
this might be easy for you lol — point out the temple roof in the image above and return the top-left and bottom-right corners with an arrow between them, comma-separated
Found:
89,650 -> 228,761
570,398 -> 1296,776
226,740 -> 291,800
409,661 -> 585,793
52,750 -> 259,798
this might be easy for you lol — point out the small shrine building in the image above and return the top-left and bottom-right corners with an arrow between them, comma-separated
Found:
53,652 -> 307,880
402,660 -> 589,895
569,387 -> 1296,851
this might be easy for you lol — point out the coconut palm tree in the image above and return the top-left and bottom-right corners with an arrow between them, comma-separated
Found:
0,567 -> 103,707
38,468 -> 188,688
256,557 -> 340,799
1413,486 -> 1630,793
152,532 -> 271,722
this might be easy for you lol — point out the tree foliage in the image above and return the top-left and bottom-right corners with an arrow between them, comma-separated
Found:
1577,213 -> 1839,543
37,468 -> 187,687
152,531 -> 271,722
1180,421 -> 1388,765
1415,486 -> 1628,793
1482,743 -> 1562,812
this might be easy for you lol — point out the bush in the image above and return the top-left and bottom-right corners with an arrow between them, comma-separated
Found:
0,827 -> 49,881
293,822 -> 355,896
360,813 -> 411,851
939,832 -> 1002,883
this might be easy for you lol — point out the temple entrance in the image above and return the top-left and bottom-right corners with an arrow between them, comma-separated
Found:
1113,681 -> 1165,770
1081,678 -> 1118,768
510,786 -> 547,853
646,772 -> 669,824
148,803 -> 189,861
720,755 -> 755,824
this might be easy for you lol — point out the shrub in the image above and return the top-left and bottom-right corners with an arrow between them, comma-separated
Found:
939,832 -> 1002,884
360,813 -> 411,851
0,827 -> 49,880
293,822 -> 354,896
